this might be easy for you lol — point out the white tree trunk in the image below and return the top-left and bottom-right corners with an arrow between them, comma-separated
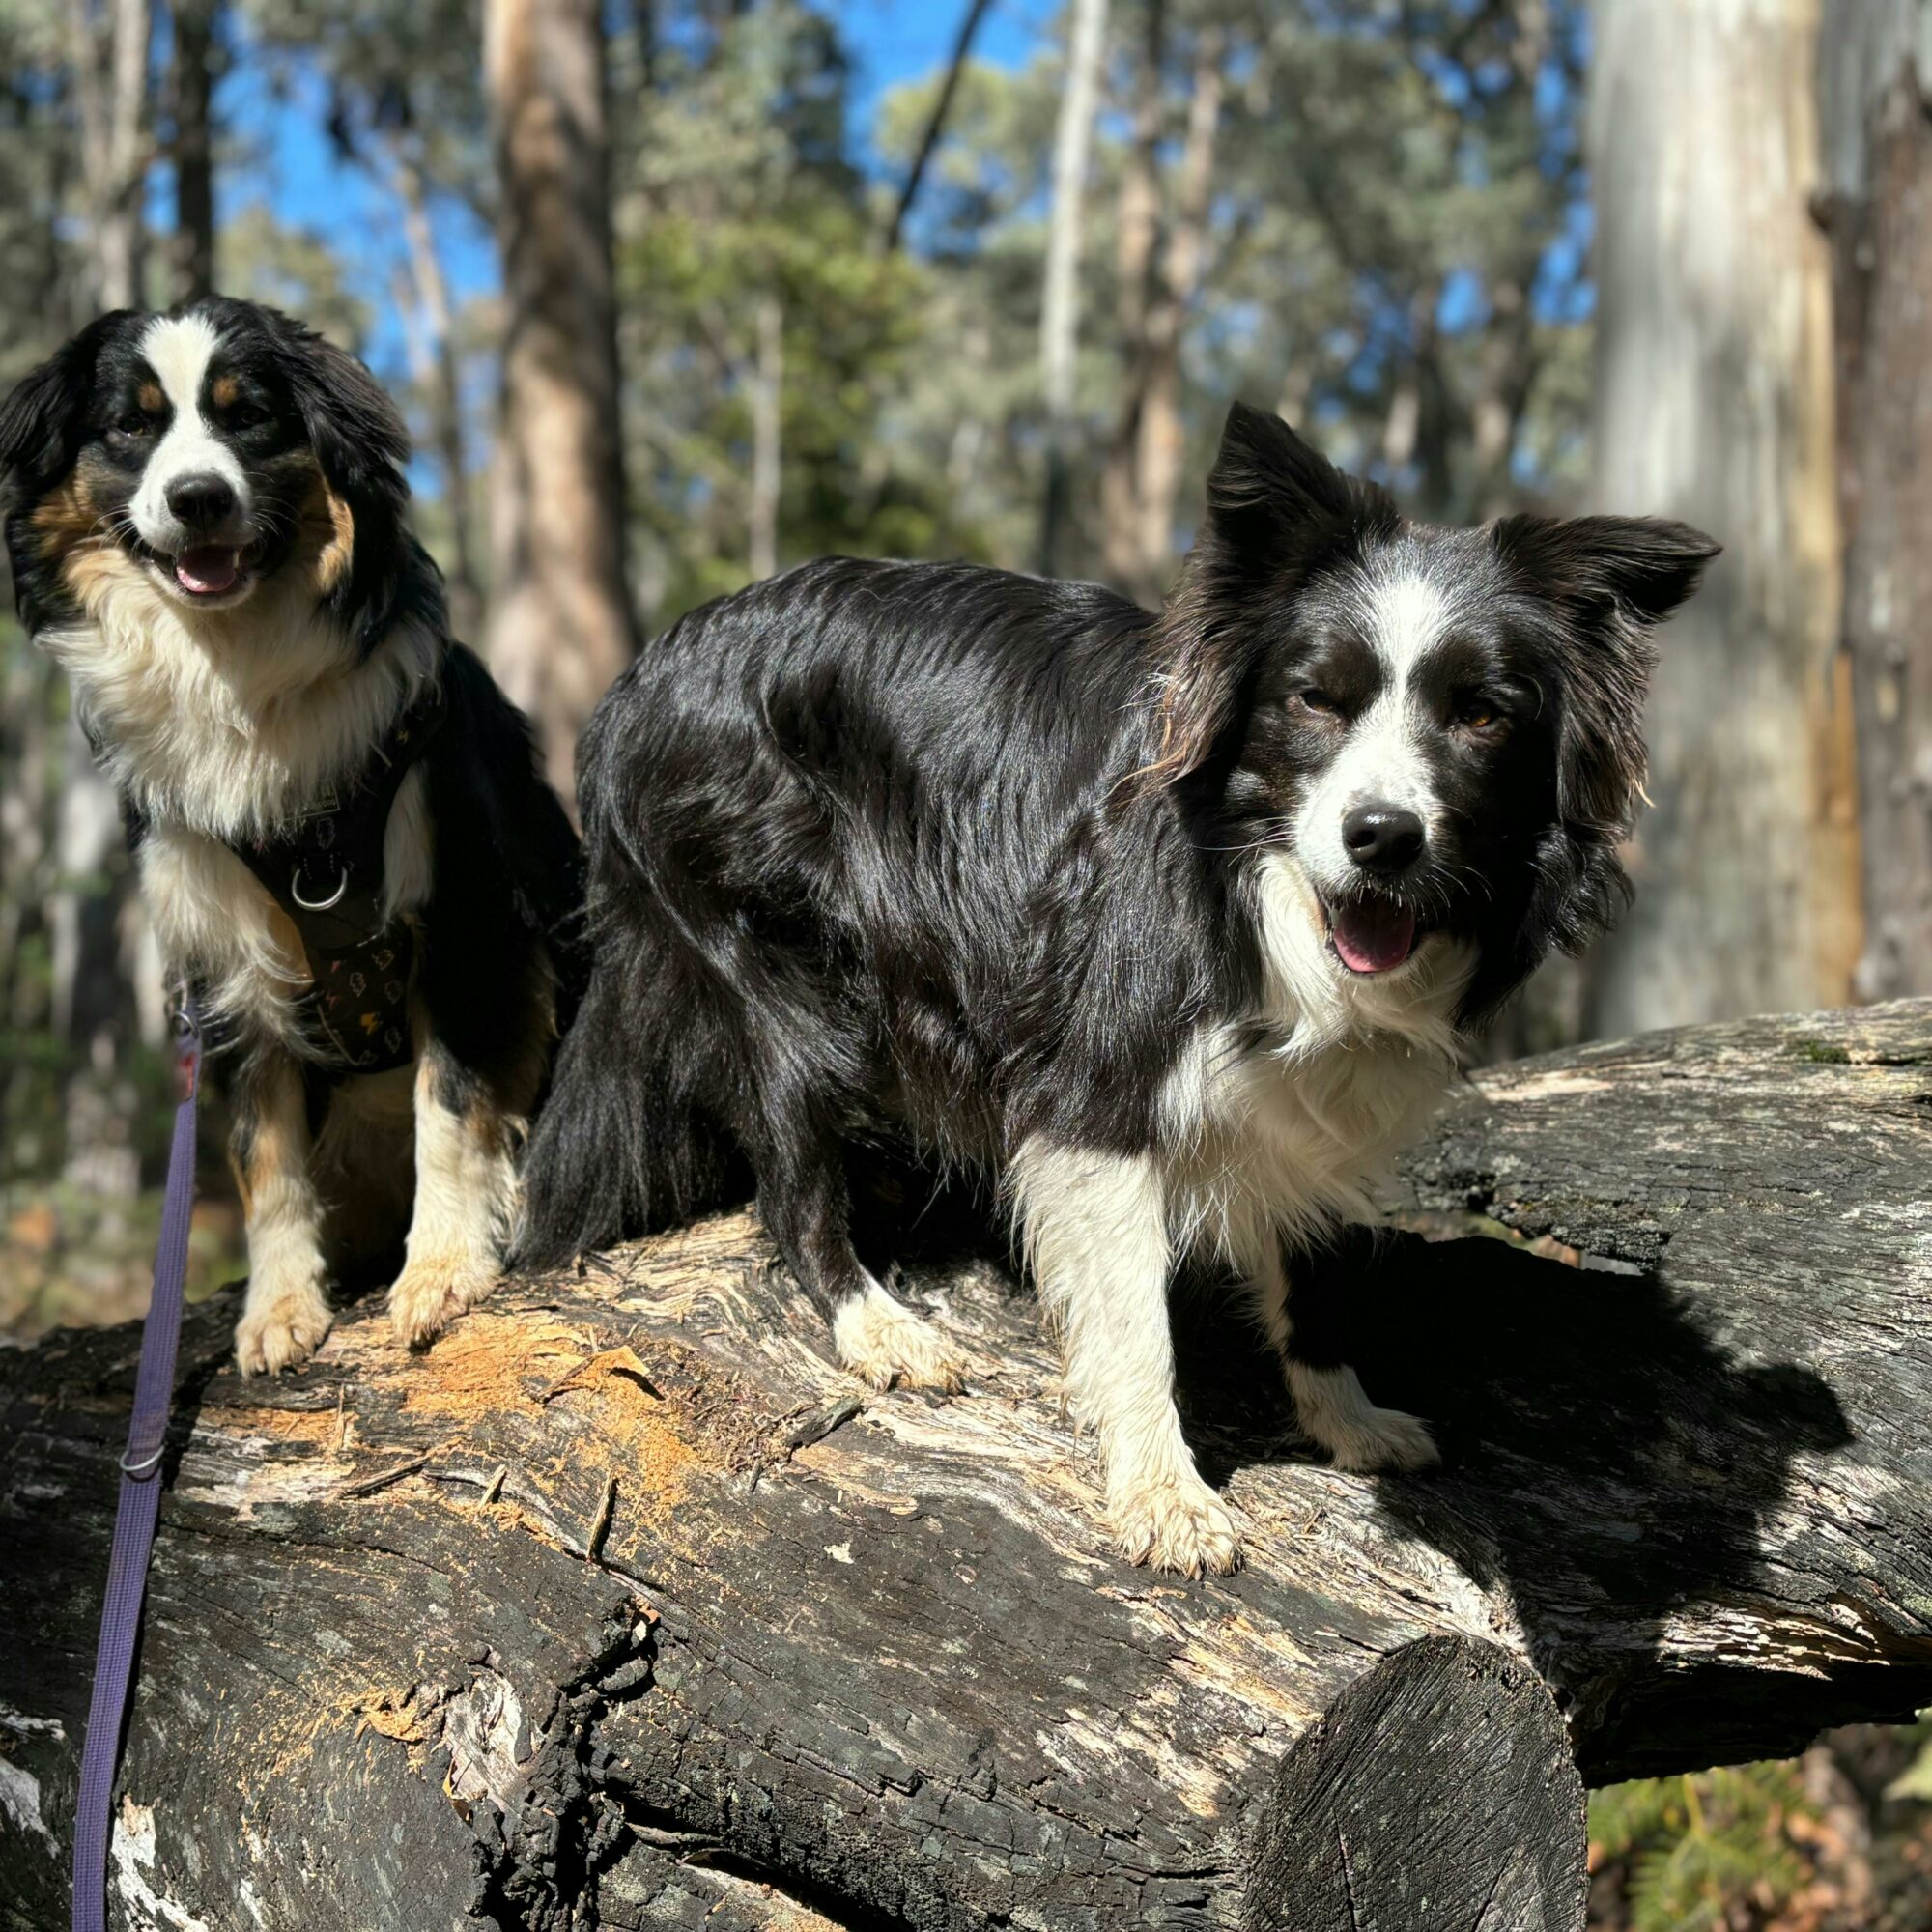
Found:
1037,0 -> 1108,576
1588,0 -> 1860,1036
481,0 -> 638,810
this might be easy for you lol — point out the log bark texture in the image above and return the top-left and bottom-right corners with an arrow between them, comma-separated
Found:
5,1002 -> 1932,1930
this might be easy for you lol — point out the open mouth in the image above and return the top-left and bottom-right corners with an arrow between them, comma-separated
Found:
138,540 -> 258,602
1321,893 -> 1421,975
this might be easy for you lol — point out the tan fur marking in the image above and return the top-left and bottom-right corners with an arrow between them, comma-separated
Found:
388,1065 -> 513,1350
138,381 -> 164,412
315,483 -> 355,595
211,374 -> 240,410
32,472 -> 110,549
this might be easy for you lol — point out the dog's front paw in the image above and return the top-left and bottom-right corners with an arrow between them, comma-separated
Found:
832,1284 -> 968,1394
236,1278 -> 332,1376
1111,1474 -> 1241,1577
389,1255 -> 496,1350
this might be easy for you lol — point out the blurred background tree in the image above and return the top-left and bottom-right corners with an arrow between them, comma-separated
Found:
1,3 -> 1928,1920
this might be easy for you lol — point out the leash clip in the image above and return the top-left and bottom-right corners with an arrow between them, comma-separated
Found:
118,1440 -> 166,1481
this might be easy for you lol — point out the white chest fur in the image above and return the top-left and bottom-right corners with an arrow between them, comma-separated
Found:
1157,851 -> 1470,1269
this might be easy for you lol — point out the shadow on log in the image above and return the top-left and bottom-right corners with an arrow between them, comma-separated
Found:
3,1002 -> 1930,1930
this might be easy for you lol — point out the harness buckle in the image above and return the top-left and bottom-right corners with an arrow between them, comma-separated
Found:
291,860 -> 350,912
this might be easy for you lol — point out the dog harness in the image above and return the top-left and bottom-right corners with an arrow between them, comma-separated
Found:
230,684 -> 446,1076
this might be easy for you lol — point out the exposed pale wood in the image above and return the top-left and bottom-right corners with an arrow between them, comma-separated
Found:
6,1002 -> 1932,1928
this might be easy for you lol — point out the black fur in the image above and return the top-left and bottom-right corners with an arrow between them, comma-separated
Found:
517,403 -> 1718,1305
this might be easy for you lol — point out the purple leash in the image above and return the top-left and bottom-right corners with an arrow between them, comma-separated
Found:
71,997 -> 202,1932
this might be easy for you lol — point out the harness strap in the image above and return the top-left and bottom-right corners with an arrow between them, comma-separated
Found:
71,998 -> 202,1932
230,682 -> 446,958
231,683 -> 446,1076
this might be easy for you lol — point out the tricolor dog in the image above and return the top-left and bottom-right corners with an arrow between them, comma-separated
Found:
0,298 -> 581,1373
517,402 -> 1716,1577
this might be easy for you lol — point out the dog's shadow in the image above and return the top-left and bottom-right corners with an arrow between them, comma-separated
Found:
1170,1229 -> 1857,1778
866,1170 -> 1860,1776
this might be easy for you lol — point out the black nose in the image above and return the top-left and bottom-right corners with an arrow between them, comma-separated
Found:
164,472 -> 237,527
1342,803 -> 1426,874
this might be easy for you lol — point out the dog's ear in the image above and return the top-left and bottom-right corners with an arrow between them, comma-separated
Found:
0,312 -> 129,504
1138,405 -> 1399,792
1202,401 -> 1397,562
273,309 -> 417,650
1492,512 -> 1719,837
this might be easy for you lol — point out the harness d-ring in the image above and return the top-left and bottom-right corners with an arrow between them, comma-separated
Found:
291,861 -> 349,912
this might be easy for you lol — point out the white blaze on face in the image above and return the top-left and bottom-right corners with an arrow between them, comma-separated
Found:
128,313 -> 250,552
1293,563 -> 1451,890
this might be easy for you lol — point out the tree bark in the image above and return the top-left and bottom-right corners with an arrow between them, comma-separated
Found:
167,0 -> 216,304
1037,0 -> 1109,579
1816,3 -> 1932,1001
8,1002 -> 1932,1929
1587,0 -> 1861,1037
481,0 -> 638,811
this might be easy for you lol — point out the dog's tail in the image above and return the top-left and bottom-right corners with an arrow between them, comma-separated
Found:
512,938 -> 739,1272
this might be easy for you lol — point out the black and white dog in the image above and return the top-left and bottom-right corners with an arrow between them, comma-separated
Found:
518,402 -> 1717,1576
0,298 -> 580,1373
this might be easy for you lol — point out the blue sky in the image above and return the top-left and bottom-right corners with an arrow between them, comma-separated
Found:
213,0 -> 1057,389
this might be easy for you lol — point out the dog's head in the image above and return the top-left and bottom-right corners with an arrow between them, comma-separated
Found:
0,298 -> 413,650
1151,402 -> 1718,1025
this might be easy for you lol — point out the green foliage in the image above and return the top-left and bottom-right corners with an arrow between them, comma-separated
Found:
1592,1765 -> 1811,1931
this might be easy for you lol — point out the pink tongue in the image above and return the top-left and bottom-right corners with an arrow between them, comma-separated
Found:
176,546 -> 240,595
1330,898 -> 1418,974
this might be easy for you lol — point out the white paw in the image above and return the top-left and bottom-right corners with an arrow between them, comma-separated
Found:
832,1283 -> 967,1394
389,1255 -> 496,1350
1311,1405 -> 1441,1474
1290,1362 -> 1441,1474
236,1279 -> 332,1376
1111,1473 -> 1241,1577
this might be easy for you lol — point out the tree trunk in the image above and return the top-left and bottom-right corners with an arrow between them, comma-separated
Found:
481,0 -> 638,810
1100,16 -> 1223,606
1099,0 -> 1165,594
167,0 -> 216,303
61,0 -> 156,1193
747,292 -> 781,582
70,0 -> 153,312
1587,0 -> 1860,1037
391,139 -> 484,639
1037,0 -> 1108,579
1816,3 -> 1932,1001
10,1002 -> 1932,1929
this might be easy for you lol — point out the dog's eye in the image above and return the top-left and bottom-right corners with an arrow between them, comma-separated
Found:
225,402 -> 269,431
1455,695 -> 1503,731
109,413 -> 153,442
1296,687 -> 1340,716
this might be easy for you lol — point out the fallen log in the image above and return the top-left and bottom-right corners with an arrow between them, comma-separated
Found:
3,1000 -> 1930,1931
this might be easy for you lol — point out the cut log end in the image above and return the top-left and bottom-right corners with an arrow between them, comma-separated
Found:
1246,1635 -> 1587,1932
